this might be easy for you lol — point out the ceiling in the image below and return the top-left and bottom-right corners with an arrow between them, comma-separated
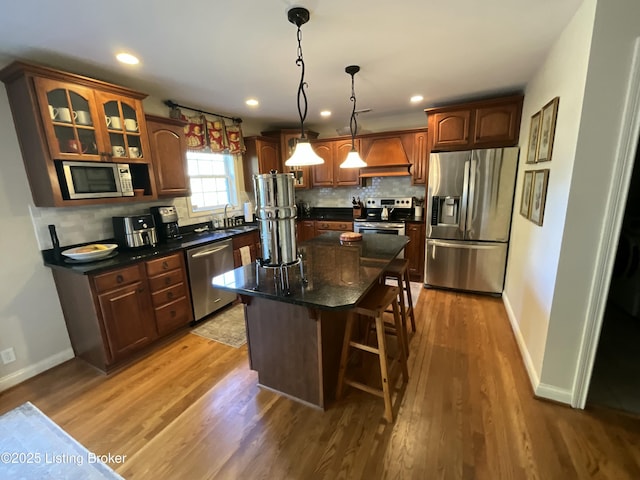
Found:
0,1 -> 582,133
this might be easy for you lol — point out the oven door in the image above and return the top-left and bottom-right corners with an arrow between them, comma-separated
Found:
354,222 -> 405,257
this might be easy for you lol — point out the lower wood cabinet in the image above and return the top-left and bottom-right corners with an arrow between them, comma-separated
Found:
232,231 -> 261,267
91,263 -> 157,364
297,220 -> 316,242
145,252 -> 193,336
405,222 -> 425,281
51,252 -> 193,373
314,220 -> 353,236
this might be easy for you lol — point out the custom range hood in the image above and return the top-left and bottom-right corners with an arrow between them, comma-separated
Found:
358,136 -> 412,178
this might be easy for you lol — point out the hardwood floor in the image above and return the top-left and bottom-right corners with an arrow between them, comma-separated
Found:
1,288 -> 640,479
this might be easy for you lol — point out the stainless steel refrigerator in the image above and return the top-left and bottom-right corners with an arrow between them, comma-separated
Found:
424,147 -> 519,294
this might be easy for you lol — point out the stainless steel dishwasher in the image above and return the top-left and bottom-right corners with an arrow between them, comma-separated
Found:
186,239 -> 236,322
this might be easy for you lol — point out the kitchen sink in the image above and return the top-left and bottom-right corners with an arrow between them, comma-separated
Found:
224,225 -> 257,234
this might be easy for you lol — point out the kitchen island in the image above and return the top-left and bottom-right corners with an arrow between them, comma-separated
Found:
212,232 -> 408,408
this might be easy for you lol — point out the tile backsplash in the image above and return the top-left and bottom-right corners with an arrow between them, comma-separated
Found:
295,177 -> 425,208
29,197 -> 243,250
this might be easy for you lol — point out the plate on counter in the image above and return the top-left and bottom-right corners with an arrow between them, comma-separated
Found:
61,243 -> 118,262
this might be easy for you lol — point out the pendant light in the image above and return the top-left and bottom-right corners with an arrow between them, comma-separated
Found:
285,7 -> 324,167
340,65 -> 367,168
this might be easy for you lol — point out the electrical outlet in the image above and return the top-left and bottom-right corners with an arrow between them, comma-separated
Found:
1,347 -> 16,365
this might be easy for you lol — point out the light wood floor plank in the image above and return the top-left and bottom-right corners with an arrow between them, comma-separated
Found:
1,288 -> 640,479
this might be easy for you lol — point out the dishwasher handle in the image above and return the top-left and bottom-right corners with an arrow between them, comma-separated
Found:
190,244 -> 230,258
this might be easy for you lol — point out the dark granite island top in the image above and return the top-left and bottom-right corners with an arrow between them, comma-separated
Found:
211,232 -> 408,410
211,232 -> 408,310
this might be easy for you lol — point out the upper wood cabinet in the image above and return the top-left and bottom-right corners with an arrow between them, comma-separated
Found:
310,141 -> 335,187
146,115 -> 189,197
0,61 -> 157,207
426,94 -> 523,152
411,130 -> 428,185
261,129 -> 319,189
334,139 -> 361,186
242,136 -> 281,192
309,138 -> 361,187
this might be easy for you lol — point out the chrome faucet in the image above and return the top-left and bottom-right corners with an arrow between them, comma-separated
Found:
224,204 -> 231,227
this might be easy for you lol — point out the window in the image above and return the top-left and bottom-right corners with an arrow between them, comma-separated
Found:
187,150 -> 237,213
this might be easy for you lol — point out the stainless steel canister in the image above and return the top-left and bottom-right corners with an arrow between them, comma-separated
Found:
253,172 -> 298,266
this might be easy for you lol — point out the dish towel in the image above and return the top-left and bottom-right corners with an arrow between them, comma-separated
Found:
240,246 -> 252,266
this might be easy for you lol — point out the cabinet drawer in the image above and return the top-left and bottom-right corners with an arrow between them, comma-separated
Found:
92,265 -> 142,293
146,253 -> 183,277
155,297 -> 192,335
148,268 -> 183,292
315,221 -> 353,231
151,282 -> 187,308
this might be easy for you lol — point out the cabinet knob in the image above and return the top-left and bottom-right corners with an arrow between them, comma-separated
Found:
170,310 -> 176,318
116,274 -> 124,283
138,287 -> 144,293
167,291 -> 174,300
165,277 -> 171,285
162,261 -> 169,269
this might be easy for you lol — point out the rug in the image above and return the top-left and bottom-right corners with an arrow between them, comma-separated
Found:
0,402 -> 123,479
191,303 -> 247,348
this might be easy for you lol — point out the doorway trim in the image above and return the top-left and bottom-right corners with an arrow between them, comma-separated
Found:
573,37 -> 640,408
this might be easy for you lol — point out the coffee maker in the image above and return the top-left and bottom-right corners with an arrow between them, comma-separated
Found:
150,206 -> 182,242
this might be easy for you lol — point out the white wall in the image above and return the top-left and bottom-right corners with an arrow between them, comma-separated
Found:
503,0 -> 596,397
0,84 -> 74,390
505,0 -> 640,404
541,0 -> 640,395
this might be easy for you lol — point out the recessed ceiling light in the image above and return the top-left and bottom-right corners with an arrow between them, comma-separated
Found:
410,95 -> 424,103
116,52 -> 139,65
246,98 -> 259,107
320,110 -> 331,117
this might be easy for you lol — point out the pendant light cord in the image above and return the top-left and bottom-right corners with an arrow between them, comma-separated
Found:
349,72 -> 358,150
295,25 -> 308,140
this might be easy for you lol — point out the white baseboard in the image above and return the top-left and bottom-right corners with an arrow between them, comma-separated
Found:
502,293 -> 541,391
0,349 -> 74,392
502,294 -> 572,405
534,382 -> 573,405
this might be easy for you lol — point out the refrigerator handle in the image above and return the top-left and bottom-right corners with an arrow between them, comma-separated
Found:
460,159 -> 470,235
466,157 -> 477,234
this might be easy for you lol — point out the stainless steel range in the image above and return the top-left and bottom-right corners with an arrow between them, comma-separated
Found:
353,197 -> 414,237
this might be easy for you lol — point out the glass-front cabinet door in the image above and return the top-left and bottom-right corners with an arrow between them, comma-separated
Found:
34,77 -> 105,161
94,92 -> 147,163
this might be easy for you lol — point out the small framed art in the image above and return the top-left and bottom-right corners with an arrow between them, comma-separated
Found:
520,170 -> 534,218
537,97 -> 559,162
526,111 -> 541,164
530,169 -> 550,226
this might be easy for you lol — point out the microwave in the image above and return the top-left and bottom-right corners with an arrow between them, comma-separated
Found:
60,161 -> 134,199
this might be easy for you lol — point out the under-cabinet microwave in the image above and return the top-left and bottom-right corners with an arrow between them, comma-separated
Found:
59,161 -> 134,199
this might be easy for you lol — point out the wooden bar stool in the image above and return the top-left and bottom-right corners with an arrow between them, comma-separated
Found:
336,283 -> 409,422
382,258 -> 417,350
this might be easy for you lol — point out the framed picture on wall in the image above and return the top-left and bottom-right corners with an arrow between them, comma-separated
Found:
526,111 -> 541,164
537,97 -> 560,162
520,170 -> 534,218
530,169 -> 550,226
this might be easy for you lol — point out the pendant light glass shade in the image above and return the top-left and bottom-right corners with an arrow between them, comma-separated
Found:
340,65 -> 366,169
285,139 -> 324,166
340,149 -> 367,168
286,7 -> 324,167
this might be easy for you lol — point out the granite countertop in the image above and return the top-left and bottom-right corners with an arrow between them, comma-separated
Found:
297,207 -> 425,223
211,232 -> 408,310
42,225 -> 259,275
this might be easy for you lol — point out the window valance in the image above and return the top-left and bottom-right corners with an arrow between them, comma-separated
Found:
169,107 -> 245,155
